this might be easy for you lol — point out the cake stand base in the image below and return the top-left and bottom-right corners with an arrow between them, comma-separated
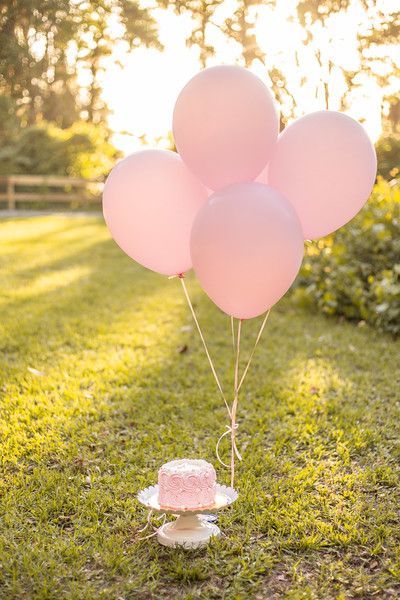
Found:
157,513 -> 220,548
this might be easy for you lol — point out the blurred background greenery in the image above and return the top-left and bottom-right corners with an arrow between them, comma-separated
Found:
297,178 -> 400,334
0,0 -> 399,178
0,0 -> 399,330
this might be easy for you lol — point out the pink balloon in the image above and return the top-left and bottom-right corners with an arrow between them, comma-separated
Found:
103,150 -> 208,276
256,163 -> 269,184
173,66 -> 279,191
190,182 -> 304,319
268,111 -> 377,240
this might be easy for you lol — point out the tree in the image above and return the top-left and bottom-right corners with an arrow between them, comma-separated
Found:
357,3 -> 400,131
0,95 -> 21,144
218,0 -> 296,127
0,0 -> 161,126
376,133 -> 400,180
160,0 -> 223,68
294,0 -> 399,117
221,0 -> 264,67
295,0 -> 352,110
0,0 -> 77,125
76,0 -> 162,123
384,96 -> 400,135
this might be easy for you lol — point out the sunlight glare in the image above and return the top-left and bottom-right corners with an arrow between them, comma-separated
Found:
99,0 -> 394,153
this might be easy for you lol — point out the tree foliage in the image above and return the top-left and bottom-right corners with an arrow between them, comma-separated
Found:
294,0 -> 399,113
0,0 -> 160,126
166,0 -> 398,133
0,118 -> 119,178
160,0 -> 223,68
376,134 -> 400,181
0,0 -> 399,178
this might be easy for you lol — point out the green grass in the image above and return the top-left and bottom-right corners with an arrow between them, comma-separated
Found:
1,215 -> 400,599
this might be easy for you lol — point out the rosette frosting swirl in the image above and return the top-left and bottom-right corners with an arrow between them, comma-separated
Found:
158,459 -> 216,510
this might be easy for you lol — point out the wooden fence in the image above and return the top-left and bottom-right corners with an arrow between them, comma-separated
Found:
0,175 -> 104,209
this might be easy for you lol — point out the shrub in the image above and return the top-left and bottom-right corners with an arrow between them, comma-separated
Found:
376,134 -> 400,181
295,178 -> 400,335
0,121 -> 119,179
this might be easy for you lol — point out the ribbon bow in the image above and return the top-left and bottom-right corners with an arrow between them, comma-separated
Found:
215,423 -> 242,469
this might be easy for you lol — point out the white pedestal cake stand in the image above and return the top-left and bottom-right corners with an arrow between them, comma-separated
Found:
137,484 -> 238,549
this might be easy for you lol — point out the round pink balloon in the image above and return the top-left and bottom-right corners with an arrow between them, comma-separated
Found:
103,150 -> 208,276
268,111 -> 377,240
256,163 -> 269,184
173,66 -> 279,191
190,182 -> 304,319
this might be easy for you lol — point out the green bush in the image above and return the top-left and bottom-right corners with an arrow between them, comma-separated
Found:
0,120 -> 119,179
295,179 -> 400,334
376,134 -> 400,180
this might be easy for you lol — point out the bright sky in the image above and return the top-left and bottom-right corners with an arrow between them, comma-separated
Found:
99,0 -> 399,155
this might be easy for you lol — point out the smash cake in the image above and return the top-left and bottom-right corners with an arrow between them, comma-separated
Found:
158,459 -> 216,510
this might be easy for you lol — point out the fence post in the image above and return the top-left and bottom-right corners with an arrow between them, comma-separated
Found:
6,177 -> 15,210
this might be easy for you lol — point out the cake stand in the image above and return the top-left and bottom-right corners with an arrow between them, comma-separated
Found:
137,484 -> 238,548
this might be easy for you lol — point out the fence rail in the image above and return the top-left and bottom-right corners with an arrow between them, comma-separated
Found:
0,175 -> 104,209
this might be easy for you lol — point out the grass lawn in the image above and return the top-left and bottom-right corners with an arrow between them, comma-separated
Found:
1,215 -> 400,599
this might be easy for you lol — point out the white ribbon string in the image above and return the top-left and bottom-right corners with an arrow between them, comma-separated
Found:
215,312 -> 271,481
237,310 -> 270,393
175,275 -> 271,488
230,318 -> 242,487
230,315 -> 235,356
178,275 -> 231,419
137,509 -> 167,541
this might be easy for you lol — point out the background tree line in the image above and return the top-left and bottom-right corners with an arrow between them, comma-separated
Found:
0,0 -> 160,177
0,0 -> 398,179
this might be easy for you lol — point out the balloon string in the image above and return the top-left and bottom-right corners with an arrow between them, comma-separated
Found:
137,509 -> 166,541
218,311 -> 271,484
178,275 -> 231,419
176,277 -> 268,487
237,310 -> 270,393
230,315 -> 235,356
230,318 -> 242,487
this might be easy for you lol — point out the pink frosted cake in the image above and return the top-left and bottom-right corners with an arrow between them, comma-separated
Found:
158,459 -> 216,510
